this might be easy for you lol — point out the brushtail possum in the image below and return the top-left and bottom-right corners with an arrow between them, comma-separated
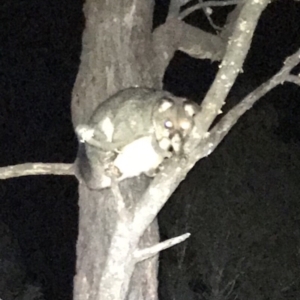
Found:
75,87 -> 199,190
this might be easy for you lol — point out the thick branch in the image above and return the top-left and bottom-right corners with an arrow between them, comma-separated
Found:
134,47 -> 300,232
135,1 -> 272,224
0,163 -> 74,179
178,22 -> 225,60
98,219 -> 136,300
195,0 -> 270,137
153,1 -> 249,74
152,18 -> 225,76
167,0 -> 183,18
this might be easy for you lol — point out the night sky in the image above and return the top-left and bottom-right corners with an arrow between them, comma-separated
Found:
1,0 -> 300,299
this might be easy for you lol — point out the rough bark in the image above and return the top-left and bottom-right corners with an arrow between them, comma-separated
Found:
0,1 -> 298,299
71,1 -> 163,300
70,1 -> 279,299
71,1 -> 161,127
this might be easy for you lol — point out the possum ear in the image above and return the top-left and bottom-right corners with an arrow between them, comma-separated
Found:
183,101 -> 200,117
158,98 -> 174,113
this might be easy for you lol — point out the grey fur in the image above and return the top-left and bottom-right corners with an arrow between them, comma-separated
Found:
75,87 -> 199,190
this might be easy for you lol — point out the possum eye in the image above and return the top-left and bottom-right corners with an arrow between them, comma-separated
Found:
164,120 -> 173,129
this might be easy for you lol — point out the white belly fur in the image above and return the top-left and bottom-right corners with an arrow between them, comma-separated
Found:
114,136 -> 164,178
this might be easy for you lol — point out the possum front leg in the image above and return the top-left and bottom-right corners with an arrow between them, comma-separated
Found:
142,136 -> 173,177
75,124 -> 127,152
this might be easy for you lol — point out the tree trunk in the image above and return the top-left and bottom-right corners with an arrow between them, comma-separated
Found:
71,1 -> 163,299
70,0 -> 275,299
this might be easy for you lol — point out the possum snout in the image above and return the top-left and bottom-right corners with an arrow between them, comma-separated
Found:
170,132 -> 183,154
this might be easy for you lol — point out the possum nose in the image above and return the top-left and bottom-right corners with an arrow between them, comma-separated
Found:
171,132 -> 182,154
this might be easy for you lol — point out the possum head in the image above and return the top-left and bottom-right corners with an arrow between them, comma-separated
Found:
152,96 -> 199,154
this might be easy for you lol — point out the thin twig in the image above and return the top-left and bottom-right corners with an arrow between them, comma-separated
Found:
134,233 -> 191,262
199,0 -> 222,32
179,0 -> 243,20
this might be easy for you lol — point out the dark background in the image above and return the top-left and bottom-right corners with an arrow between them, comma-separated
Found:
0,0 -> 300,299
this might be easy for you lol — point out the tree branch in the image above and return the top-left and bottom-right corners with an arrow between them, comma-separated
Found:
0,163 -> 74,179
153,1 -> 250,73
194,0 -> 270,138
179,0 -> 244,20
208,47 -> 300,151
167,0 -> 182,18
199,0 -> 223,32
132,46 -> 300,239
285,74 -> 300,86
134,233 -> 190,262
152,18 -> 225,76
178,22 -> 225,60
